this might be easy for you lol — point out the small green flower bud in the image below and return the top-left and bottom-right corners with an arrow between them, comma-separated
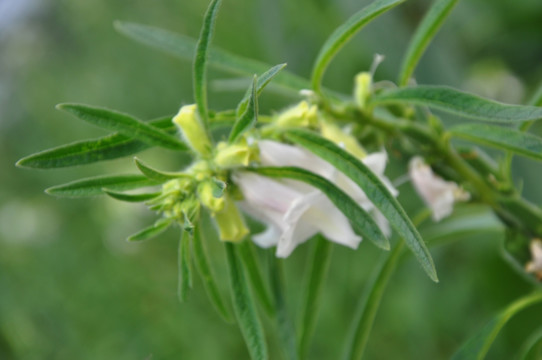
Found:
197,180 -> 225,212
213,141 -> 259,169
354,72 -> 372,110
213,197 -> 249,242
173,104 -> 212,157
276,101 -> 318,128
321,121 -> 366,159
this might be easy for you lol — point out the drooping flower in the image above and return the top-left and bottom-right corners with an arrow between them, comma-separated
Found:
526,238 -> 542,280
233,140 -> 397,257
409,157 -> 470,221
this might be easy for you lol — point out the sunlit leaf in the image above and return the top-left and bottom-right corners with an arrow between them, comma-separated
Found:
46,175 -> 161,198
372,86 -> 542,123
251,166 -> 389,251
397,0 -> 459,86
285,129 -> 437,282
229,76 -> 258,143
127,218 -> 173,242
311,0 -> 405,93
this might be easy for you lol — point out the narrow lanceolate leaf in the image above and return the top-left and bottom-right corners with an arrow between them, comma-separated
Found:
127,218 -> 173,242
371,86 -> 542,123
103,188 -> 161,202
46,175 -> 161,198
299,235 -> 333,359
225,243 -> 268,360
194,0 -> 222,128
114,22 -> 311,93
252,166 -> 389,251
134,157 -> 188,182
450,124 -> 542,161
452,291 -> 542,360
193,225 -> 232,322
229,76 -> 258,143
517,327 -> 542,360
285,130 -> 437,282
178,230 -> 193,302
57,104 -> 186,150
311,0 -> 405,93
398,0 -> 459,86
237,63 -> 287,116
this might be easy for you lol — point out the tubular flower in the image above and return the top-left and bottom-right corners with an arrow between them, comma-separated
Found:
233,140 -> 397,257
409,157 -> 470,221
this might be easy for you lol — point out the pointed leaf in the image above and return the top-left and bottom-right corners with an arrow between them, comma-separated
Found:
225,243 -> 268,360
229,76 -> 258,143
46,175 -> 161,198
134,157 -> 189,182
372,86 -> 542,123
251,166 -> 390,251
450,124 -> 542,161
237,63 -> 287,116
178,230 -> 193,302
194,0 -> 221,128
452,291 -> 542,360
103,188 -> 161,202
398,0 -> 459,86
311,0 -> 405,93
285,129 -> 437,282
127,218 -> 173,242
57,104 -> 186,150
114,22 -> 311,93
193,225 -> 233,321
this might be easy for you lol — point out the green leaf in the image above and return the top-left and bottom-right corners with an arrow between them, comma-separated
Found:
127,218 -> 173,242
46,174 -> 161,198
397,0 -> 459,86
450,124 -> 542,161
251,166 -> 389,251
298,235 -> 333,359
311,0 -> 405,93
285,129 -> 437,282
343,240 -> 405,360
114,22 -> 311,93
134,157 -> 188,182
516,326 -> 542,360
178,230 -> 193,302
225,243 -> 268,360
57,104 -> 186,150
103,188 -> 161,202
193,225 -> 233,322
194,0 -> 221,129
452,291 -> 542,360
237,63 -> 287,116
371,86 -> 542,123
229,76 -> 258,143
237,241 -> 274,316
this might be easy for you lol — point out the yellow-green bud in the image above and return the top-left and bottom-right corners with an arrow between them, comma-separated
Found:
276,101 -> 318,128
321,121 -> 366,159
354,72 -> 372,110
173,104 -> 212,157
214,141 -> 259,169
213,197 -> 249,242
197,180 -> 225,212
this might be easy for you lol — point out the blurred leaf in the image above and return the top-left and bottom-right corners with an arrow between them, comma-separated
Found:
528,80 -> 542,107
516,326 -> 542,360
193,225 -> 233,322
178,229 -> 193,302
225,243 -> 268,360
450,124 -> 542,161
57,104 -> 186,150
452,291 -> 542,360
114,22 -> 311,93
251,166 -> 389,251
311,0 -> 405,93
398,0 -> 459,86
46,175 -> 161,197
134,157 -> 189,182
194,0 -> 221,129
372,86 -> 542,123
229,76 -> 258,143
286,130 -> 437,282
236,63 -> 287,116
103,188 -> 161,202
127,218 -> 173,242
298,235 -> 333,359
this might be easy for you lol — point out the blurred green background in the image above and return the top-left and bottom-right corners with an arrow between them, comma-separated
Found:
2,0 -> 542,359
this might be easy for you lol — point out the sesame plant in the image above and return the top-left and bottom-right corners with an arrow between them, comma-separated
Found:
17,0 -> 542,359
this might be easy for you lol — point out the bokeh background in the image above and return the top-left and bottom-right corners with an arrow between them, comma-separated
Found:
2,0 -> 542,359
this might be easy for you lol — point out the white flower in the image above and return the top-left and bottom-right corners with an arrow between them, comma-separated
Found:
526,239 -> 542,280
409,157 -> 470,222
233,140 -> 397,257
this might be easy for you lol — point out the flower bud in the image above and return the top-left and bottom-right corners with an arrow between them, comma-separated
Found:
354,72 -> 372,110
213,141 -> 259,168
275,101 -> 318,128
213,197 -> 249,242
173,104 -> 212,157
197,180 -> 225,212
320,121 -> 366,159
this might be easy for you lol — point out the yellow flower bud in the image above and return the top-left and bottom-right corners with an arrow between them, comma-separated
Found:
173,104 -> 212,157
321,121 -> 366,159
213,197 -> 249,242
197,180 -> 225,212
354,72 -> 372,110
276,101 -> 318,128
213,141 -> 259,169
